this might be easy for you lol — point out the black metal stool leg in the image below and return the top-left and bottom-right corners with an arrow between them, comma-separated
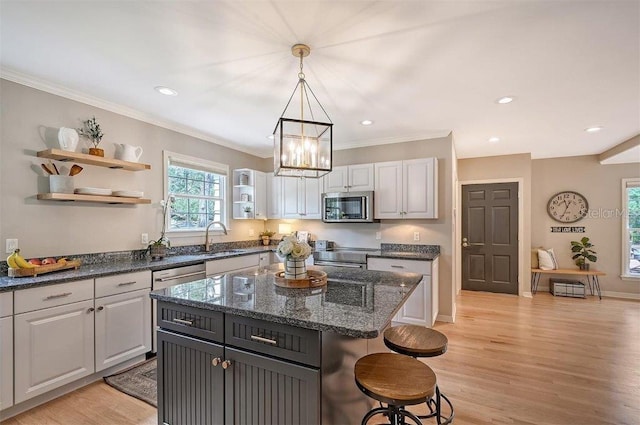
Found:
361,406 -> 389,425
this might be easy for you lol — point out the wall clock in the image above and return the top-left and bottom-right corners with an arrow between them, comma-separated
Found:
547,191 -> 589,223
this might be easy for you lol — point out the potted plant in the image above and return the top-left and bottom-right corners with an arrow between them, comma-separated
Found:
148,197 -> 174,259
571,236 -> 597,270
77,116 -> 105,156
243,206 -> 252,218
259,229 -> 276,246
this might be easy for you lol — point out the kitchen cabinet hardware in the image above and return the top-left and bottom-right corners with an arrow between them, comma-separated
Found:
96,306 -> 104,311
250,334 -> 278,345
44,292 -> 72,300
212,357 -> 222,367
221,360 -> 232,369
172,318 -> 194,326
37,149 -> 151,172
117,281 -> 136,287
390,265 -> 405,269
87,307 -> 95,313
154,271 -> 204,282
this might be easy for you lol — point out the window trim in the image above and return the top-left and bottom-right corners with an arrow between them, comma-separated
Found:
621,178 -> 640,280
163,150 -> 230,235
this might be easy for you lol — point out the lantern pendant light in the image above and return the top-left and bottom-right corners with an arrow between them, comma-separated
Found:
273,44 -> 333,178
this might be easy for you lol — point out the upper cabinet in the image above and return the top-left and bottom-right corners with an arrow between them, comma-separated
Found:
374,158 -> 438,219
281,177 -> 322,220
266,174 -> 282,219
324,163 -> 374,193
232,169 -> 266,220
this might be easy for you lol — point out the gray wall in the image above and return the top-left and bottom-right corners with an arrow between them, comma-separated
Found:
0,79 -> 265,257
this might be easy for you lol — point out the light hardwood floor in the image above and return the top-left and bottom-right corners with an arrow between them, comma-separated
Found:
3,291 -> 639,425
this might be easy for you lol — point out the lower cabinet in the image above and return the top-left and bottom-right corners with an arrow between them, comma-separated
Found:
95,288 -> 151,372
0,315 -> 13,410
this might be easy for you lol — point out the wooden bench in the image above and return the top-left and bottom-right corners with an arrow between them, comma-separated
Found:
531,268 -> 605,299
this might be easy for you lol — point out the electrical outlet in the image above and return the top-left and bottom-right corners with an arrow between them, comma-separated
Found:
6,239 -> 18,254
141,233 -> 149,245
375,232 -> 381,240
413,232 -> 420,241
249,228 -> 255,236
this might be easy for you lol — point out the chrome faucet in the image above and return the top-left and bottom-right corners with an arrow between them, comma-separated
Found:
205,221 -> 228,251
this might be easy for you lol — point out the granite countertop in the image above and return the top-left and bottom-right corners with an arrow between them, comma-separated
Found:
150,264 -> 422,339
0,246 -> 275,293
368,251 -> 440,261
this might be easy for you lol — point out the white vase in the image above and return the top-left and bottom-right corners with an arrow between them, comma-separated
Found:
284,258 -> 307,279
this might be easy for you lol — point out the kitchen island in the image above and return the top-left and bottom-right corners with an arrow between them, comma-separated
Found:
150,264 -> 422,425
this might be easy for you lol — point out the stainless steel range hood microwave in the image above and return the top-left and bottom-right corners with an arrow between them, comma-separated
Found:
321,191 -> 378,223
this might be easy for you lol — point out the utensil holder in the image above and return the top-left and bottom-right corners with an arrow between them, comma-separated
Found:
49,175 -> 74,194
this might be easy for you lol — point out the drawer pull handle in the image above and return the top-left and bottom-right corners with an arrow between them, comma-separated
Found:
250,335 -> 277,345
391,265 -> 405,269
173,318 -> 193,326
212,357 -> 221,367
97,306 -> 104,311
45,292 -> 72,300
222,360 -> 232,369
117,281 -> 136,287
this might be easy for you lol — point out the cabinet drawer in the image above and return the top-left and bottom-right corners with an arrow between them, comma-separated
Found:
225,315 -> 320,367
206,254 -> 260,276
95,270 -> 151,298
158,301 -> 224,343
0,292 -> 12,317
14,280 -> 94,314
367,258 -> 432,275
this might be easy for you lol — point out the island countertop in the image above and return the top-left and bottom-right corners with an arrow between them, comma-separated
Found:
150,264 -> 422,339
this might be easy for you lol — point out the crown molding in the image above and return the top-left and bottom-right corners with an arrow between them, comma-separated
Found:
0,67 -> 261,157
335,130 -> 452,151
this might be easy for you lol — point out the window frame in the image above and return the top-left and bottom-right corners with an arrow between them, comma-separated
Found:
163,150 -> 229,236
621,178 -> 640,280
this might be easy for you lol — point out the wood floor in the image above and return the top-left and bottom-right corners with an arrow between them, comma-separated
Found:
3,291 -> 639,425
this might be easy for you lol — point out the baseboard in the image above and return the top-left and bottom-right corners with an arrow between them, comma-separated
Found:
0,355 -> 146,421
522,291 -> 533,298
436,314 -> 454,323
601,291 -> 640,300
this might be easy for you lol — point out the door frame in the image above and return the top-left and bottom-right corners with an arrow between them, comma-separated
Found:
456,178 -> 526,297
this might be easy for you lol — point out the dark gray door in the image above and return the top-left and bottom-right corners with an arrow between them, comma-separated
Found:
224,347 -> 320,425
462,182 -> 519,294
157,330 -> 225,425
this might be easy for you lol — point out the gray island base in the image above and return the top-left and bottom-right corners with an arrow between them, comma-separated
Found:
150,265 -> 422,425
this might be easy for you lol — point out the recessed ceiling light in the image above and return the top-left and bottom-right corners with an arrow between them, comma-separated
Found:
496,96 -> 514,104
360,120 -> 374,126
267,135 -> 274,140
585,126 -> 603,133
488,137 -> 500,143
155,86 -> 178,96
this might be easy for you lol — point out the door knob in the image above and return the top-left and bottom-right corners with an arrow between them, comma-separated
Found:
462,242 -> 469,247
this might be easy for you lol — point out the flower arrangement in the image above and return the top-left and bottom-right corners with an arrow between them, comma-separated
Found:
77,116 -> 104,148
276,234 -> 312,261
149,196 -> 174,250
259,229 -> 276,238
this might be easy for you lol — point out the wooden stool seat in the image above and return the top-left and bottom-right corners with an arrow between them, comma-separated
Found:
355,353 -> 436,406
384,325 -> 448,357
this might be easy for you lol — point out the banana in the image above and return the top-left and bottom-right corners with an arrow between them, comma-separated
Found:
6,251 -> 18,269
12,249 -> 36,269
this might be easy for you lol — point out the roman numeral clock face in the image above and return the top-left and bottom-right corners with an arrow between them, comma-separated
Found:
547,191 -> 589,223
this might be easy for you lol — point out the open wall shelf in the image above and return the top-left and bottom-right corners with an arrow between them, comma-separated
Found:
37,149 -> 151,171
37,193 -> 151,204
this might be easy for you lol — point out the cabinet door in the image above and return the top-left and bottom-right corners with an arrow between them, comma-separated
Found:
303,177 -> 322,219
157,330 -> 224,425
224,347 -> 320,425
0,316 -> 13,410
14,300 -> 94,403
282,177 -> 302,218
431,258 -> 439,325
254,171 -> 267,219
374,161 -> 403,219
403,157 -> 438,219
395,277 -> 432,327
348,163 -> 375,192
267,174 -> 283,219
324,166 -> 348,192
95,289 -> 151,372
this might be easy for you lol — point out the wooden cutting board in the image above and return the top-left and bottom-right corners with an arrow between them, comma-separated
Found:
8,260 -> 81,278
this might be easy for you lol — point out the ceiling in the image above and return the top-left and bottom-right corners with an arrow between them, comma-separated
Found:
1,1 -> 639,160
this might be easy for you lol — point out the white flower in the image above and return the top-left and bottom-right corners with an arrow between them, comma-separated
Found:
277,239 -> 294,257
276,234 -> 312,260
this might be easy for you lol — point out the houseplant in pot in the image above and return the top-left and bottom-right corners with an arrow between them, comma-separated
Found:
148,197 -> 174,259
77,116 -> 105,156
259,229 -> 276,246
276,234 -> 312,279
571,236 -> 597,270
243,206 -> 252,218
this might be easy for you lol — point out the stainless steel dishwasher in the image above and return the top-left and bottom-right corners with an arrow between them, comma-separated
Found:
151,263 -> 206,352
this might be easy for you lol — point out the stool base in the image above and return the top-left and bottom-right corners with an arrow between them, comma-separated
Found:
362,405 -> 422,425
418,386 -> 455,424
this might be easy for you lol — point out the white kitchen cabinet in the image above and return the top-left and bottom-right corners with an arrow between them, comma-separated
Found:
0,292 -> 13,411
206,254 -> 261,276
282,177 -> 321,219
367,257 -> 439,327
374,157 -> 438,219
95,288 -> 151,372
232,169 -> 266,219
254,171 -> 267,219
324,163 -> 374,193
14,299 -> 95,403
266,173 -> 283,219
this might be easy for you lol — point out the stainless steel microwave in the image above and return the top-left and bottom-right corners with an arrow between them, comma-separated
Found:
322,191 -> 377,223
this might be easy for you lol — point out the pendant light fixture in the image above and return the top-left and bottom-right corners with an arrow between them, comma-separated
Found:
273,44 -> 332,178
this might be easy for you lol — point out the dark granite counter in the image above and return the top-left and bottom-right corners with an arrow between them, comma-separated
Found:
150,265 -> 422,338
0,246 -> 275,293
367,251 -> 440,261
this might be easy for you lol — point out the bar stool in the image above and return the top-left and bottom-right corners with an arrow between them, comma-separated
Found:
355,352 -> 437,425
384,325 -> 454,424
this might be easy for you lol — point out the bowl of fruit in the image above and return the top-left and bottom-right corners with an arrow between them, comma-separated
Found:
6,249 -> 80,278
